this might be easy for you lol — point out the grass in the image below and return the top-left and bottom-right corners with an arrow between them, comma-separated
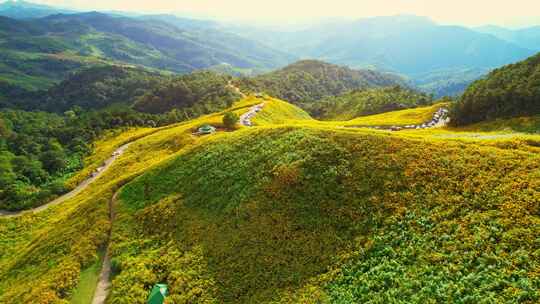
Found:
69,253 -> 103,304
339,102 -> 445,127
450,114 -> 540,134
111,124 -> 539,303
0,96 -> 538,303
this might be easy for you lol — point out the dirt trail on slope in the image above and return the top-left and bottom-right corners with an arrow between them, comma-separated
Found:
0,143 -> 131,218
227,80 -> 246,98
91,190 -> 119,304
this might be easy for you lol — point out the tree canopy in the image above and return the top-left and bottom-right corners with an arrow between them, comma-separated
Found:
451,52 -> 540,125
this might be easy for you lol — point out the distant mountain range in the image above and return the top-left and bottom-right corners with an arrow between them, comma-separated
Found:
0,11 -> 295,89
1,1 -> 540,97
228,15 -> 537,97
474,25 -> 540,51
0,0 -> 75,18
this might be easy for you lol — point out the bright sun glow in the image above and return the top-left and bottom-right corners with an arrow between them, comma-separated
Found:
28,0 -> 540,27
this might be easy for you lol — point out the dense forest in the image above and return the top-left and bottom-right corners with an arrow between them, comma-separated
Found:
0,107 -> 175,211
0,67 -> 243,211
236,60 -> 406,104
451,52 -> 540,125
133,71 -> 240,114
1,66 -> 242,116
308,86 -> 434,120
0,65 -> 169,112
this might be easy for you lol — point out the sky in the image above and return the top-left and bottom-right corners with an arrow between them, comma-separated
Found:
20,0 -> 540,28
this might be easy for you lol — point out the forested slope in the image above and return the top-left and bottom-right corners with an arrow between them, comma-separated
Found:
237,60 -> 406,104
451,52 -> 540,125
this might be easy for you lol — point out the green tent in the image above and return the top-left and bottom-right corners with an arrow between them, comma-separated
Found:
198,124 -> 216,134
147,283 -> 168,304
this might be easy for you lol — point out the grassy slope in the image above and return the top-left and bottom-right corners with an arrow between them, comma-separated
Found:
113,124 -> 539,303
452,115 -> 540,134
69,254 -> 102,304
0,99 -> 264,303
0,97 -> 538,303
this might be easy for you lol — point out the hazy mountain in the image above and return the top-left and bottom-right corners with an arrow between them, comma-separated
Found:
0,0 -> 74,18
475,25 -> 540,51
0,12 -> 296,89
229,15 -> 536,97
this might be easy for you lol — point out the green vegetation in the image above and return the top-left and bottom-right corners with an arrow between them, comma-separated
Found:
0,12 -> 293,91
237,60 -> 406,104
222,112 -> 239,129
0,106 -> 177,212
455,115 -> 540,133
0,110 -> 81,211
1,65 -> 169,112
133,71 -> 240,114
69,256 -> 102,304
309,86 -> 433,120
451,52 -> 540,126
0,96 -> 538,303
111,123 -> 539,303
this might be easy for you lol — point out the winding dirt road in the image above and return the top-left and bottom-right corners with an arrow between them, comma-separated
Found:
0,143 -> 131,218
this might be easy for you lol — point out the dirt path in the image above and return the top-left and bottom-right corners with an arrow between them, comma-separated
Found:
227,80 -> 246,98
91,190 -> 119,304
0,143 -> 131,218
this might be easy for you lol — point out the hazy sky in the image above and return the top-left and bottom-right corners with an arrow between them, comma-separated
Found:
26,0 -> 540,28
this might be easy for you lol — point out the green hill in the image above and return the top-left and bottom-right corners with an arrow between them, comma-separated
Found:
1,65 -> 169,111
236,60 -> 406,104
309,86 -> 434,120
1,97 -> 538,303
114,125 -> 539,303
1,66 -> 241,116
133,71 -> 240,114
451,52 -> 540,126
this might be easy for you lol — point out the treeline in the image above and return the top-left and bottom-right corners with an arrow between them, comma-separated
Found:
236,60 -> 406,104
451,52 -> 540,125
308,86 -> 433,120
1,66 -> 241,116
0,107 -> 189,211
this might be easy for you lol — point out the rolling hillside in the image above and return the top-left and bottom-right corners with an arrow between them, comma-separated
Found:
308,86 -> 433,120
0,96 -> 538,303
236,60 -> 407,104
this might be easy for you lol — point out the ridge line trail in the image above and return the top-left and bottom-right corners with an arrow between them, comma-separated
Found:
91,190 -> 119,304
0,143 -> 131,218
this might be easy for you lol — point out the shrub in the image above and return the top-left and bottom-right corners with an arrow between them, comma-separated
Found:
222,112 -> 239,130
